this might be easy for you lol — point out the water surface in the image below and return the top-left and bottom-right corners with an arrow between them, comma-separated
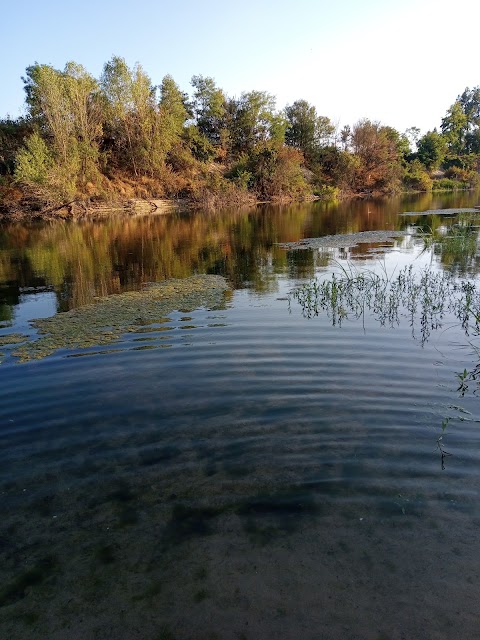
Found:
1,192 -> 480,640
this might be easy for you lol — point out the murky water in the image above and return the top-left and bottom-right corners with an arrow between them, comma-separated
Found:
1,192 -> 480,639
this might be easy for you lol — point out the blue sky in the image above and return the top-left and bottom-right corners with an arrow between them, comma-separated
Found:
1,0 -> 478,135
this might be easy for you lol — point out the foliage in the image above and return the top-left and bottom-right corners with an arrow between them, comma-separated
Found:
285,99 -> 334,161
4,58 -> 480,210
228,91 -> 286,155
313,146 -> 360,194
14,132 -> 54,186
101,56 -> 166,178
350,119 -> 404,193
19,62 -> 104,200
191,75 -> 228,155
233,144 -> 310,201
432,177 -> 469,191
416,130 -> 447,170
0,118 -> 32,175
403,159 -> 432,191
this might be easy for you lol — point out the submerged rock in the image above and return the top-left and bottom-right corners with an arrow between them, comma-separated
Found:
11,275 -> 229,362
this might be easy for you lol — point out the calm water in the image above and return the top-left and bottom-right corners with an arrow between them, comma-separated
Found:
1,192 -> 480,640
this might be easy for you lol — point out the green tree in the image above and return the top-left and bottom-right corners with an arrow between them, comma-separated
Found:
416,130 -> 447,170
285,100 -> 334,161
228,91 -> 286,155
20,62 -> 103,198
101,56 -> 152,176
458,87 -> 480,130
0,118 -> 32,175
14,131 -> 54,186
158,75 -> 189,159
191,75 -> 227,152
22,64 -> 76,166
441,101 -> 468,155
403,159 -> 432,191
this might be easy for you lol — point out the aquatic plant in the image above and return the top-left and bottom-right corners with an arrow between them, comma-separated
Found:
289,264 -> 473,345
6,275 -> 229,363
289,263 -> 480,466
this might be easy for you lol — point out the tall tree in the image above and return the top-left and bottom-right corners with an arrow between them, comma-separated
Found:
350,119 -> 403,192
191,75 -> 227,149
441,101 -> 468,155
19,62 -> 103,197
228,91 -> 286,155
101,56 -> 160,176
416,130 -> 447,170
285,100 -> 334,161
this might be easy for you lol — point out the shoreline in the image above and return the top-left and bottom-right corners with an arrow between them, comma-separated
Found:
0,187 -> 477,222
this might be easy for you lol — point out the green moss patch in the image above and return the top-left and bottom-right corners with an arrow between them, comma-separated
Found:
11,275 -> 229,362
0,333 -> 28,346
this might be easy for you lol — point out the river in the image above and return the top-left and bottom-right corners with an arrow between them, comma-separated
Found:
1,191 -> 480,639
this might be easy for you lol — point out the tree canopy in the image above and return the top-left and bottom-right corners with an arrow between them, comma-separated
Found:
2,57 -> 479,212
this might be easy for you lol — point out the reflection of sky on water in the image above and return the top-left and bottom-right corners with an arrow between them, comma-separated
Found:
13,291 -> 57,331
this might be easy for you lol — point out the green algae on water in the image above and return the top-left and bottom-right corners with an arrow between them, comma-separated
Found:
0,333 -> 28,346
11,275 -> 229,363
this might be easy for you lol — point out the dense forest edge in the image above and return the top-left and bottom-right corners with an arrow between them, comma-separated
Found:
1,57 -> 480,218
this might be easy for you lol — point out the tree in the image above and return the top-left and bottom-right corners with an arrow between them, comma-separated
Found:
159,75 -> 189,154
404,126 -> 420,152
416,130 -> 447,170
101,56 -> 149,175
458,87 -> 480,131
22,63 -> 76,166
20,62 -> 103,198
228,91 -> 286,156
340,125 -> 351,151
14,131 -> 54,186
63,62 -> 103,177
441,101 -> 468,155
285,100 -> 335,161
191,75 -> 227,149
0,118 -> 32,175
238,143 -> 308,200
350,119 -> 404,192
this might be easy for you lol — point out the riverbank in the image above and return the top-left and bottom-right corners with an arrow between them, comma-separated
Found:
0,179 -> 476,222
0,186 -> 311,221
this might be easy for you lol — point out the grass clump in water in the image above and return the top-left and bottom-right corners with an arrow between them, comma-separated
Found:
290,263 -> 480,345
289,262 -> 480,466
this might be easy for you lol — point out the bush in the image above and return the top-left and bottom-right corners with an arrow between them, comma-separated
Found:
403,160 -> 432,191
14,133 -> 53,185
313,184 -> 340,200
432,178 -> 467,191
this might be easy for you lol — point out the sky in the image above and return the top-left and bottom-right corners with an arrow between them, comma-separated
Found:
1,0 -> 479,135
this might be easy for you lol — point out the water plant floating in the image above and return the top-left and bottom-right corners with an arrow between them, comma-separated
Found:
399,208 -> 478,217
278,230 -> 412,250
9,275 -> 229,362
